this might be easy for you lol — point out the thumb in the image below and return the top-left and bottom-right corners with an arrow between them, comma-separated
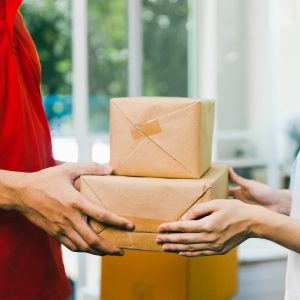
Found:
181,201 -> 217,221
229,168 -> 250,188
74,178 -> 81,191
63,162 -> 113,180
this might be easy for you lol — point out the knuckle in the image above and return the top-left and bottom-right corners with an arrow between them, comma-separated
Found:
61,213 -> 73,226
189,206 -> 198,217
69,197 -> 83,210
89,238 -> 100,249
202,223 -> 214,233
207,234 -> 218,243
181,237 -> 190,243
54,228 -> 65,239
178,224 -> 187,232
186,245 -> 195,252
162,236 -> 170,242
95,210 -> 105,221
69,199 -> 79,209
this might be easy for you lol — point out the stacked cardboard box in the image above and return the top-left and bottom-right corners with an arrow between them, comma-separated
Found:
82,164 -> 228,251
81,97 -> 223,250
80,97 -> 237,299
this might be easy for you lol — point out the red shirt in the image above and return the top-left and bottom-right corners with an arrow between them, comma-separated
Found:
0,1 -> 71,299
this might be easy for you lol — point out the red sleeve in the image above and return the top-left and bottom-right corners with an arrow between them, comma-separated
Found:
0,1 -> 4,20
2,0 -> 22,23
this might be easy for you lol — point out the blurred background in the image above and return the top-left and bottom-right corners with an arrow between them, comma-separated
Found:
21,0 -> 300,299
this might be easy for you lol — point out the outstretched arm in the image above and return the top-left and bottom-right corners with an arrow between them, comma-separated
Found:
0,163 -> 134,256
157,199 -> 300,257
157,169 -> 295,257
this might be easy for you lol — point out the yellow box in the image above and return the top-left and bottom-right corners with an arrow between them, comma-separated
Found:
100,249 -> 237,300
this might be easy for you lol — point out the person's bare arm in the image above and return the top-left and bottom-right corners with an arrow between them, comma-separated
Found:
157,199 -> 300,257
0,163 -> 134,256
156,169 -> 294,257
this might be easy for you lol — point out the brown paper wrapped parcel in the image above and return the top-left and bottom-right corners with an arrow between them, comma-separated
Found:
81,164 -> 228,251
110,97 -> 215,179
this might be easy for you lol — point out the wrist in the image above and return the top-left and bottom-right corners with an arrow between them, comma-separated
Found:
274,189 -> 291,215
248,204 -> 286,240
0,170 -> 28,211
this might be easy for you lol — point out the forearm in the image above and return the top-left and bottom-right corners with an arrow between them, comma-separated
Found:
0,162 -> 64,210
251,205 -> 300,253
0,170 -> 24,210
274,189 -> 291,215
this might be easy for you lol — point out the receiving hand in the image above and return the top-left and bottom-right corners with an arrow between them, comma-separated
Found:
157,199 -> 257,257
15,163 -> 134,256
229,168 -> 291,215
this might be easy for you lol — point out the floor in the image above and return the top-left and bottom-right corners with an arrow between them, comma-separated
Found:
233,259 -> 287,300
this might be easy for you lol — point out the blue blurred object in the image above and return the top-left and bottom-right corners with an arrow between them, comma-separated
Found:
43,94 -> 72,135
68,278 -> 75,300
43,94 -> 111,134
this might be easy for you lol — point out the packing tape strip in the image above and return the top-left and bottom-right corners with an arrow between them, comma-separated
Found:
131,119 -> 162,139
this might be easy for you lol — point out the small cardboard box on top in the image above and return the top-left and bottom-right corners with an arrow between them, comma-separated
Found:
81,164 -> 228,251
110,97 -> 215,179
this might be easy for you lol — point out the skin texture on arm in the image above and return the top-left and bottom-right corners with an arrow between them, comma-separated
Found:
157,200 -> 300,257
0,163 -> 134,256
157,168 -> 295,257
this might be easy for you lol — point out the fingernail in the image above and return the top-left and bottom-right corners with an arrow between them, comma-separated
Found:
156,238 -> 162,243
126,223 -> 134,230
163,245 -> 170,251
103,164 -> 113,175
158,226 -> 164,232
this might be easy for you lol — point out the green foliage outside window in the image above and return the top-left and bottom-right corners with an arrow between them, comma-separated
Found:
88,0 -> 127,133
143,0 -> 188,97
21,0 -> 72,95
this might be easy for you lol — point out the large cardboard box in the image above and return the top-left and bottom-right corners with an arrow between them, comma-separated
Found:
81,164 -> 228,251
100,250 -> 237,300
110,97 -> 215,179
